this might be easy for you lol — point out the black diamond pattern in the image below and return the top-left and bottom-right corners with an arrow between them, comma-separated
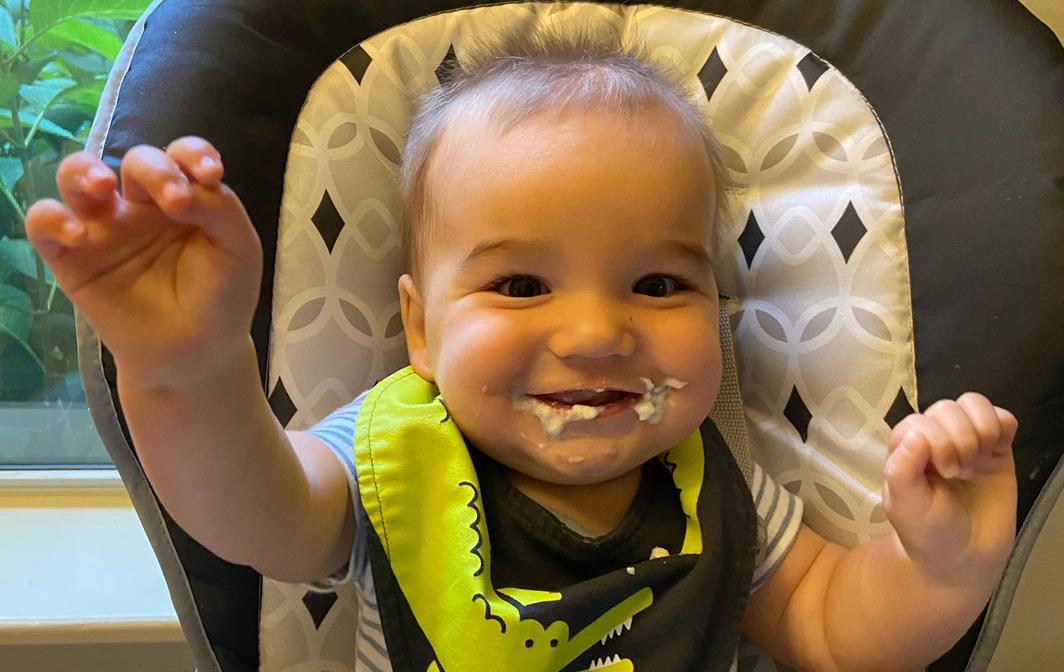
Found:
340,45 -> 372,85
797,52 -> 829,91
884,387 -> 916,429
436,44 -> 459,84
784,386 -> 812,442
738,212 -> 765,268
698,47 -> 728,101
831,202 -> 867,263
268,380 -> 297,427
312,191 -> 345,254
302,591 -> 338,630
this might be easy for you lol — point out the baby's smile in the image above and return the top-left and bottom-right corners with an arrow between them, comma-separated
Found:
514,377 -> 688,438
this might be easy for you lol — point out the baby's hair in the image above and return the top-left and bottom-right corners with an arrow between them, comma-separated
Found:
400,25 -> 732,281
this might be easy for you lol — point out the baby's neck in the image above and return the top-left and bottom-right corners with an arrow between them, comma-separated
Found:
507,465 -> 643,538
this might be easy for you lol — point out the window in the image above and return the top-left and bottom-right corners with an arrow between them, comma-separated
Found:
0,1 -> 151,469
0,6 -> 188,667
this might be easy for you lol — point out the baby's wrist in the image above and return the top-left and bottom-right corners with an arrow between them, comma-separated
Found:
892,528 -> 1009,592
115,335 -> 258,396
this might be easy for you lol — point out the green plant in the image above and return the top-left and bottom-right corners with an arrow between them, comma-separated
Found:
0,0 -> 150,402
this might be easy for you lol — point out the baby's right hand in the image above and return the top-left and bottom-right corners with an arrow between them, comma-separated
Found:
26,137 -> 262,391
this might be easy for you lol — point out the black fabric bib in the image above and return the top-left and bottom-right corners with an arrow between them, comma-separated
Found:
356,367 -> 757,672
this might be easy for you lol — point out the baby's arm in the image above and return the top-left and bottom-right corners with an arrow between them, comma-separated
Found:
26,139 -> 353,584
743,393 -> 1018,672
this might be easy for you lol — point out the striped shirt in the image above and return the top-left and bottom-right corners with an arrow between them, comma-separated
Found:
306,391 -> 802,671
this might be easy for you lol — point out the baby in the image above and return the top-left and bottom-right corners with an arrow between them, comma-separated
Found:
26,29 -> 1018,672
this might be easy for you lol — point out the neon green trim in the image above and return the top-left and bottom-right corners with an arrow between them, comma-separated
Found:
667,433 -> 705,555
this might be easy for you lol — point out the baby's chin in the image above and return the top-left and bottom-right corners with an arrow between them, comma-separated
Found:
506,435 -> 662,486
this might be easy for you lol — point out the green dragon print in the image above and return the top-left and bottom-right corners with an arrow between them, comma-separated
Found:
419,478 -> 653,672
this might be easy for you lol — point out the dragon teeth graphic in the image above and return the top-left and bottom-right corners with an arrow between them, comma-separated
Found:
588,654 -> 624,669
598,616 -> 634,645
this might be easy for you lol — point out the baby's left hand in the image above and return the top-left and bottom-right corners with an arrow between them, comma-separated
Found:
883,392 -> 1018,585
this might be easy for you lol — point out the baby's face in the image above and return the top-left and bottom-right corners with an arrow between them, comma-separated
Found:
399,103 -> 722,486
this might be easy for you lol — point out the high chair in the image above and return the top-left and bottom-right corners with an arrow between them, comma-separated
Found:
81,1 -> 1063,670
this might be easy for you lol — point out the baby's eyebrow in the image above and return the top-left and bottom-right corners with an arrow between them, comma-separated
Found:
657,240 -> 714,274
459,238 -> 713,273
459,238 -> 553,270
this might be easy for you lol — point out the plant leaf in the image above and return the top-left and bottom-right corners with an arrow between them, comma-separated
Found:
0,324 -> 45,401
64,76 -> 105,108
31,1 -> 147,37
19,77 -> 76,112
0,282 -> 32,341
13,56 -> 52,85
40,18 -> 123,60
0,156 -> 23,190
0,237 -> 51,282
0,107 -> 77,139
0,72 -> 18,105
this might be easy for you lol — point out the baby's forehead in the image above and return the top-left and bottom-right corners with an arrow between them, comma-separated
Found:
429,99 -> 713,184
409,98 -> 724,280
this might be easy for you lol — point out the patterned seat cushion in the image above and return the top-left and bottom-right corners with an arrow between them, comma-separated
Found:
265,5 -> 913,670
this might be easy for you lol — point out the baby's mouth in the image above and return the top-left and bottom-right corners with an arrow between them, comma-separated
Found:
514,377 -> 688,439
531,389 -> 638,412
513,389 -> 641,439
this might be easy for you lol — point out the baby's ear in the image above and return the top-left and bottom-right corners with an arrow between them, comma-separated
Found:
398,274 -> 435,382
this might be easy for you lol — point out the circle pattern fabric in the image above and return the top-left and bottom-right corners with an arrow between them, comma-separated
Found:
263,3 -> 916,670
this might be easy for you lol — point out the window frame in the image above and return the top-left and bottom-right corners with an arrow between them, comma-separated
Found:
0,469 -> 191,669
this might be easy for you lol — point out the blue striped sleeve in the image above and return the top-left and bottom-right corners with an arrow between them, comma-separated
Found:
307,390 -> 368,467
303,390 -> 368,592
749,461 -> 804,591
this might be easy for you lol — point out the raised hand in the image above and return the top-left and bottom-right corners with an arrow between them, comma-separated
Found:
25,137 -> 262,391
883,392 -> 1018,584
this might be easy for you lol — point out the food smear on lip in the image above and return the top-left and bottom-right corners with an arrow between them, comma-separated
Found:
633,377 -> 687,424
512,396 -> 604,437
513,377 -> 688,438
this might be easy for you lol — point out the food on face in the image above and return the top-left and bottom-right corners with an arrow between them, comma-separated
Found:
513,396 -> 604,437
632,377 -> 687,423
513,377 -> 688,437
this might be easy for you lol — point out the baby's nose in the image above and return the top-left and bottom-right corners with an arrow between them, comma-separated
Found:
546,296 -> 636,360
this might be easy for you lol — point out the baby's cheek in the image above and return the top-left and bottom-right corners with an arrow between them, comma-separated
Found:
660,322 -> 723,413
435,310 -> 536,390
650,305 -> 720,358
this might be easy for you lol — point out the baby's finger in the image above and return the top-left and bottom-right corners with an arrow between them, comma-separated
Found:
902,414 -> 958,479
889,413 -> 924,453
925,400 -> 980,478
885,430 -> 932,490
157,183 -> 259,259
883,430 -> 933,520
994,407 -> 1019,455
25,199 -> 86,261
956,392 -> 1001,456
55,152 -> 118,218
120,144 -> 191,208
165,136 -> 224,187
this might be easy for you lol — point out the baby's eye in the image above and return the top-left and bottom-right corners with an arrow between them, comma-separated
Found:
633,274 -> 688,297
490,275 -> 548,298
